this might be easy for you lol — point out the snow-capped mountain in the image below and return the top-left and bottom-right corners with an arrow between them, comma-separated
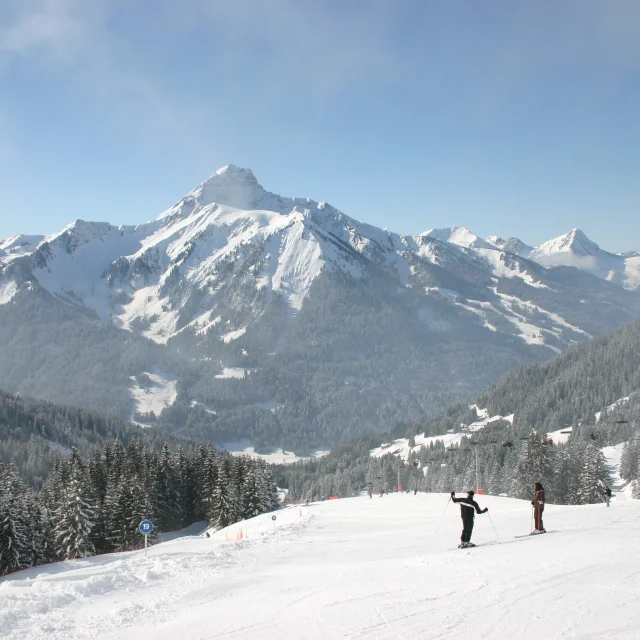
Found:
421,226 -> 494,250
1,165 -> 640,450
485,228 -> 640,291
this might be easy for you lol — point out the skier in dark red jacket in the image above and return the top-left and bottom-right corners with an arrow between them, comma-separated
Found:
450,490 -> 488,548
531,482 -> 546,533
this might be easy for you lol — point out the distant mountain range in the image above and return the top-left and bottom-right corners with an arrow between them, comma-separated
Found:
1,165 -> 639,451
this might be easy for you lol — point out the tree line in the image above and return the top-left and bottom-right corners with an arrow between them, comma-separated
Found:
0,440 -> 279,576
278,425 -> 638,506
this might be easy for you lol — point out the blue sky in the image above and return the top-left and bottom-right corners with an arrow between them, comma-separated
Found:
0,1 -> 639,251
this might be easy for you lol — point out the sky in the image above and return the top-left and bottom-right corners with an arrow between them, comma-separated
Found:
0,0 -> 639,252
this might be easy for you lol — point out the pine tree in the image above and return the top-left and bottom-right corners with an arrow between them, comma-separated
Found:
620,435 -> 640,482
0,464 -> 29,575
156,443 -> 181,532
174,446 -> 197,527
632,458 -> 640,500
577,445 -> 608,504
54,449 -> 97,559
241,466 -> 262,519
256,461 -> 280,512
208,458 -> 236,530
510,436 -> 555,500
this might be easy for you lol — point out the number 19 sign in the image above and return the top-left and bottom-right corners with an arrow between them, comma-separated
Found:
139,520 -> 153,556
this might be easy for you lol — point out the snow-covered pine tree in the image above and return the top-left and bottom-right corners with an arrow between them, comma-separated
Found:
174,446 -> 197,527
256,460 -> 280,512
54,448 -> 97,559
208,458 -> 236,530
486,461 -> 503,496
554,443 -> 581,505
195,444 -> 216,522
577,444 -> 609,504
241,465 -> 262,519
106,477 -> 154,551
156,443 -> 181,532
24,494 -> 52,568
0,464 -> 29,575
632,457 -> 640,500
620,435 -> 639,482
510,435 -> 555,500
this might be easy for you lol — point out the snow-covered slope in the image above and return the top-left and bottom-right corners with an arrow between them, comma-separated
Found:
421,226 -> 494,249
3,492 -> 639,640
0,234 -> 45,264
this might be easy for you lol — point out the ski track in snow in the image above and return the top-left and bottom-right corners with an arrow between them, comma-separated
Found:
3,493 -> 640,640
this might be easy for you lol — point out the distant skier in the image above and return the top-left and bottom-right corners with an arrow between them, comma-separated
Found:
531,482 -> 546,533
599,482 -> 612,507
450,490 -> 488,548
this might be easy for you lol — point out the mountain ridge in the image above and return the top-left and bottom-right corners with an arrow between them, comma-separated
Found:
1,166 -> 640,451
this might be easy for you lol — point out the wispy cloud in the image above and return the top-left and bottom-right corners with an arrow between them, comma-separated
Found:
0,0 -> 99,59
0,0 -> 204,143
181,0 -> 403,99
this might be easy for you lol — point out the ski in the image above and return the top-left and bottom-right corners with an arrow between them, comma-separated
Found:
450,540 -> 498,550
515,530 -> 555,538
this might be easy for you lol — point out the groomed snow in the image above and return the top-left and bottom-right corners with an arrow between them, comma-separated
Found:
3,490 -> 640,639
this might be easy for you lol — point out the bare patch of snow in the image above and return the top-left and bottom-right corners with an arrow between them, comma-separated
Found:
130,371 -> 178,418
221,327 -> 246,343
223,440 -> 328,464
214,367 -> 246,380
0,281 -> 18,305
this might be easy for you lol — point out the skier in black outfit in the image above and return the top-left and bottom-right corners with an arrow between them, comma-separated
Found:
450,490 -> 488,548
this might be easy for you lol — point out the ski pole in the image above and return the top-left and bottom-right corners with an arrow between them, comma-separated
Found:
434,496 -> 451,533
487,511 -> 501,544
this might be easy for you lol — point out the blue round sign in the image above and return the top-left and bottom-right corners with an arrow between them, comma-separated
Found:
271,515 -> 277,521
139,519 -> 154,535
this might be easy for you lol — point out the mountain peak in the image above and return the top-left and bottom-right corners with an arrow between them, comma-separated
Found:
209,164 -> 259,183
421,226 -> 493,250
189,164 -> 264,210
536,228 -> 601,257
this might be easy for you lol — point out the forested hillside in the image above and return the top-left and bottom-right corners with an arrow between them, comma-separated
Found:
278,318 -> 640,504
0,440 -> 279,576
0,388 -> 185,488
417,316 -> 640,437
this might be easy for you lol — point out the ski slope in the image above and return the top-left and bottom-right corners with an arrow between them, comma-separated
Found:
2,492 -> 640,639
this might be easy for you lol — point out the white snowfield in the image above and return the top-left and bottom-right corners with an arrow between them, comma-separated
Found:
223,439 -> 328,465
129,371 -> 178,418
370,406 -> 514,461
2,490 -> 639,640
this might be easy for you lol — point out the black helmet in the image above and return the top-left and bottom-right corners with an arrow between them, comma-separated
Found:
467,490 -> 475,496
